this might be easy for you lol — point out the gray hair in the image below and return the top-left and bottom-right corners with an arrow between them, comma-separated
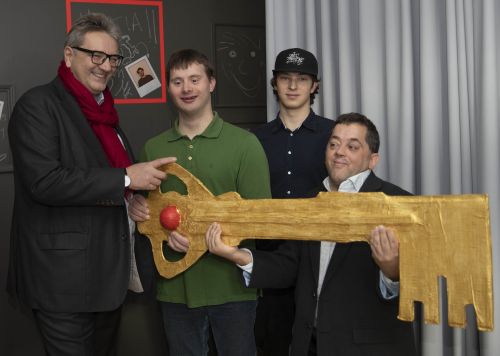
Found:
64,13 -> 121,47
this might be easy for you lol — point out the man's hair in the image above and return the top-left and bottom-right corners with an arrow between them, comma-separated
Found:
166,49 -> 215,83
136,67 -> 144,73
270,74 -> 320,105
65,13 -> 121,48
333,113 -> 380,153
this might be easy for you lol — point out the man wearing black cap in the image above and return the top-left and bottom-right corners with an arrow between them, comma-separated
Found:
252,48 -> 334,356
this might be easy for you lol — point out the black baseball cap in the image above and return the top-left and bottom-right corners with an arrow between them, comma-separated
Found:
273,48 -> 318,76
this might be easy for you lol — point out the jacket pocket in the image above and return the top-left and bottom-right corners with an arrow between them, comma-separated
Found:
35,232 -> 89,299
38,232 -> 88,250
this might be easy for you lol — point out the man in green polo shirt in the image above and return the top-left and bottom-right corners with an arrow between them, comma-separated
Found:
129,49 -> 271,356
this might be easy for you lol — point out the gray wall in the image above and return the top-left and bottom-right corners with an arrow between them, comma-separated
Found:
0,0 -> 265,354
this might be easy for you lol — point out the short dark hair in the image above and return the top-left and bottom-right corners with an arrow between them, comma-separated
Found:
333,113 -> 380,153
136,67 -> 144,73
65,13 -> 121,48
166,49 -> 215,83
270,74 -> 320,105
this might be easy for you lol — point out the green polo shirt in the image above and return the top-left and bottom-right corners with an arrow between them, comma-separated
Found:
141,112 -> 271,307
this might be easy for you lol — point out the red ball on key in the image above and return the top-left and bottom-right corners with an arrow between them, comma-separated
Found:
160,205 -> 181,230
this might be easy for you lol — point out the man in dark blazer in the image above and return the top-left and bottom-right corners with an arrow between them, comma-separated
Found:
6,13 -> 174,356
205,113 -> 417,356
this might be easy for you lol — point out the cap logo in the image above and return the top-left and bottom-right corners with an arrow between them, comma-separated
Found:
286,51 -> 304,66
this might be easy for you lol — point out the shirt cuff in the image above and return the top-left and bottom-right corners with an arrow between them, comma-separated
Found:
237,248 -> 253,287
124,168 -> 131,187
379,270 -> 400,300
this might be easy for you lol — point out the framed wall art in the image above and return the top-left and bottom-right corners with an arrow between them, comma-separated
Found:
213,24 -> 266,108
66,0 -> 166,104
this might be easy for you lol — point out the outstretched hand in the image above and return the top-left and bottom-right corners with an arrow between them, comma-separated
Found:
368,225 -> 400,281
126,157 -> 176,191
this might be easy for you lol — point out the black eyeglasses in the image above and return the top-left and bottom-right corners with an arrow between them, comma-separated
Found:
71,46 -> 124,67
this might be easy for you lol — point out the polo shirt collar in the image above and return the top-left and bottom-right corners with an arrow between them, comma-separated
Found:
164,111 -> 223,141
272,109 -> 319,133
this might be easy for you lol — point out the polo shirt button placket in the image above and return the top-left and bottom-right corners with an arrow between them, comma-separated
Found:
187,142 -> 194,163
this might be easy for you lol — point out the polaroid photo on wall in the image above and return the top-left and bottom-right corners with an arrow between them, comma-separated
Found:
125,55 -> 162,98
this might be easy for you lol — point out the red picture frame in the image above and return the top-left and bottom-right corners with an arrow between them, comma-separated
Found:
66,0 -> 166,104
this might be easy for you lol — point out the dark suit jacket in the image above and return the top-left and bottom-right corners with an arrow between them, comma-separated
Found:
7,78 -> 133,313
250,172 -> 416,356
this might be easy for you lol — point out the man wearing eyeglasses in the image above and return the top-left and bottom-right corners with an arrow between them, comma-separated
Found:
7,13 -> 175,356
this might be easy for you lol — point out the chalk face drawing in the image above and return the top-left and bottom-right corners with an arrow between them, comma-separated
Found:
67,1 -> 166,103
215,25 -> 266,107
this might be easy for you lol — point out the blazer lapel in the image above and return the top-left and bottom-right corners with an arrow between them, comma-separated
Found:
54,79 -> 111,167
322,243 -> 352,284
359,171 -> 383,193
309,241 -> 321,287
116,125 -> 135,163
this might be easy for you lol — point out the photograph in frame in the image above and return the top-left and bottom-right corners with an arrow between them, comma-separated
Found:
125,55 -> 162,98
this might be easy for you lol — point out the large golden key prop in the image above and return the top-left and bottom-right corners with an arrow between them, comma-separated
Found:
138,163 -> 493,331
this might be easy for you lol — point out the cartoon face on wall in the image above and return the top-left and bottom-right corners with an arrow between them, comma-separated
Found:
215,26 -> 266,106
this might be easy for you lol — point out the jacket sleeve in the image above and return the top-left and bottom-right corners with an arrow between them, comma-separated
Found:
249,240 -> 301,289
8,88 -> 125,206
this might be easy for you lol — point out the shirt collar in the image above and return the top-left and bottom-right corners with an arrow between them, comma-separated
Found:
271,109 -> 318,133
95,92 -> 105,105
322,169 -> 371,193
164,111 -> 223,142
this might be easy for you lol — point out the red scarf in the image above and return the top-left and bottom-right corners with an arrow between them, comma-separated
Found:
57,61 -> 131,169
